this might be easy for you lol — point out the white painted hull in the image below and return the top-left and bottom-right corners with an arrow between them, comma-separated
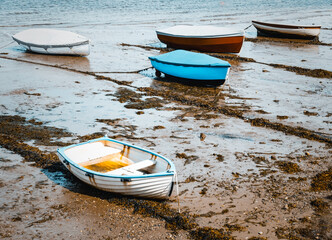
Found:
12,28 -> 90,56
57,137 -> 176,199
17,42 -> 90,56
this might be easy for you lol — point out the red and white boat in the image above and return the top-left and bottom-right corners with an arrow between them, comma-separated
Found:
252,20 -> 321,40
156,25 -> 244,53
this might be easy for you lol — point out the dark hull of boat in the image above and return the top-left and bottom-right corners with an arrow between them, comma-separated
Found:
159,73 -> 226,87
256,28 -> 318,40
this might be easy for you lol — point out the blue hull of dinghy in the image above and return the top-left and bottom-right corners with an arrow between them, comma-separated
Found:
149,50 -> 231,82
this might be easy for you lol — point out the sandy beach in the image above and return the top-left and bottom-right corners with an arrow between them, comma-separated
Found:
1,1 -> 332,239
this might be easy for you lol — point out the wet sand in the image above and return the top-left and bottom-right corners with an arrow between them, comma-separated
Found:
1,19 -> 332,240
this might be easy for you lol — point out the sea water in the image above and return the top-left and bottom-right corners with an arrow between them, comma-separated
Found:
1,0 -> 331,29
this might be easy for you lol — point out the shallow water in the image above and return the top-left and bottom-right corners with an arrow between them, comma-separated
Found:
1,0 -> 332,42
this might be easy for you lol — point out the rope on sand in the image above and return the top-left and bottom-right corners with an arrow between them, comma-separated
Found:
175,171 -> 181,213
0,40 -> 14,50
244,24 -> 252,31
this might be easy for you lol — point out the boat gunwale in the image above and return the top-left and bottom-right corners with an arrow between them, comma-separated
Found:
57,137 -> 176,179
12,36 -> 90,49
156,31 -> 244,39
149,57 -> 231,68
252,20 -> 321,29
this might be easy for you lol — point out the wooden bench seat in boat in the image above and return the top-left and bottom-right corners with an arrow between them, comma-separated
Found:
105,160 -> 156,176
79,151 -> 123,167
66,141 -> 124,167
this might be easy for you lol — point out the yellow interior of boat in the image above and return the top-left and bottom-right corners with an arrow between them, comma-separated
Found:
79,152 -> 133,173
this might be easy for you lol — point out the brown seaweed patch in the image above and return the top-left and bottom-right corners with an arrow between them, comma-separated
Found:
269,63 -> 332,79
0,115 -> 72,146
256,109 -> 269,114
120,43 -> 160,51
108,197 -> 196,231
176,152 -> 199,165
0,134 -> 58,168
78,132 -> 105,142
194,113 -> 219,120
277,115 -> 289,120
189,227 -> 234,240
246,36 -> 332,46
275,226 -> 328,240
136,110 -> 144,115
213,153 -> 224,162
303,110 -> 319,116
95,75 -> 132,86
209,53 -> 256,63
153,125 -> 165,130
125,97 -> 165,110
249,117 -> 332,145
96,118 -> 126,126
248,237 -> 267,240
184,176 -> 197,183
199,187 -> 208,195
24,91 -> 41,96
260,169 -> 277,176
276,161 -> 302,174
113,87 -> 142,103
310,168 -> 332,191
310,199 -> 330,212
138,86 -> 245,119
139,86 -> 332,145
0,165 -> 19,171
96,118 -> 137,133
289,177 -> 307,182
251,156 -> 269,165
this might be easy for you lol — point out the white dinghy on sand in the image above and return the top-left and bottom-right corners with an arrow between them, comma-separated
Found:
12,28 -> 90,56
57,137 -> 177,199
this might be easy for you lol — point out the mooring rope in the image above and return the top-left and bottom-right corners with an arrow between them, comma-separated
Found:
244,24 -> 252,31
175,171 -> 181,213
0,40 -> 14,50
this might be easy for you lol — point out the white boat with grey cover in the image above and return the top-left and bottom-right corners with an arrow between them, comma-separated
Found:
12,28 -> 90,56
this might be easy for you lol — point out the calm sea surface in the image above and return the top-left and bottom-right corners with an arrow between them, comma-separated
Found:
1,0 -> 331,28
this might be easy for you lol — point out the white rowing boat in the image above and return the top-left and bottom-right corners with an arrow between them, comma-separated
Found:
57,137 -> 176,199
12,28 -> 90,56
252,20 -> 321,40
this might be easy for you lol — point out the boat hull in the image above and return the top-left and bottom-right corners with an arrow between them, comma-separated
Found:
157,34 -> 244,53
15,41 -> 90,56
150,59 -> 230,86
252,21 -> 321,40
149,50 -> 231,86
57,137 -> 176,199
12,28 -> 90,56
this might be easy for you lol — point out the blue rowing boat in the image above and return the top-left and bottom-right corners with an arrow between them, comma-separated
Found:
149,50 -> 231,86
